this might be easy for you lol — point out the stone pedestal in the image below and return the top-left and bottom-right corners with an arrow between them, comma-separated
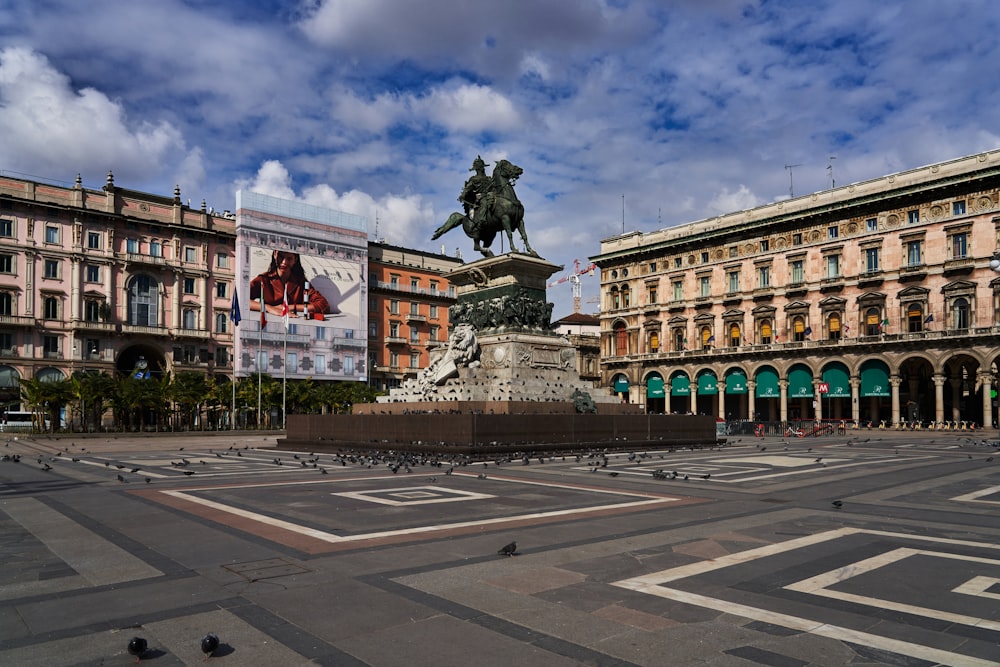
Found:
377,253 -> 619,409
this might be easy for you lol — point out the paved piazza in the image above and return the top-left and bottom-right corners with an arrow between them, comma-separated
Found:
1,430 -> 999,666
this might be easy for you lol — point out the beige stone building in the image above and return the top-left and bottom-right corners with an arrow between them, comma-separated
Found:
591,149 -> 1000,430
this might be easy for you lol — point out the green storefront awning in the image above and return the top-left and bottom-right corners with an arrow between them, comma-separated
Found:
756,368 -> 779,398
821,365 -> 851,398
613,375 -> 629,392
670,374 -> 691,396
788,367 -> 814,398
646,376 -> 665,398
860,363 -> 890,397
697,372 -> 718,395
725,370 -> 748,394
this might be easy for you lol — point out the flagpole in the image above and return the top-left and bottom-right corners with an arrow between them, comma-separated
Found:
258,292 -> 264,429
282,283 -> 287,431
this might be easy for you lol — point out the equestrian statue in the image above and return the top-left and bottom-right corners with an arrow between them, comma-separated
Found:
432,156 -> 539,258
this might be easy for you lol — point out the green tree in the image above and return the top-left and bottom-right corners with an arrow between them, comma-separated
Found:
169,371 -> 209,430
19,377 -> 74,432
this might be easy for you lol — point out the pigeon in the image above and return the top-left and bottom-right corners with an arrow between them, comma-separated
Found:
127,636 -> 148,663
498,541 -> 517,557
832,500 -> 843,509
608,471 -> 619,477
700,474 -> 711,480
145,477 -> 152,484
201,632 -> 220,659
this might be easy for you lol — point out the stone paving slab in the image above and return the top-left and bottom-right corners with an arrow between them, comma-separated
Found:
2,431 -> 1000,666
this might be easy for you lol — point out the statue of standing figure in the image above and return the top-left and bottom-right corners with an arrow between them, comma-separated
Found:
432,156 -> 539,258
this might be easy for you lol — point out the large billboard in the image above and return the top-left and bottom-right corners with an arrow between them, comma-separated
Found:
234,191 -> 368,382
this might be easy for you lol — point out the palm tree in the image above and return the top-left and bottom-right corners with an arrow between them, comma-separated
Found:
19,376 -> 74,432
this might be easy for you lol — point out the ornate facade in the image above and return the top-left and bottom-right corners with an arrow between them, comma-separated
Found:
0,172 -> 236,411
591,150 -> 1000,429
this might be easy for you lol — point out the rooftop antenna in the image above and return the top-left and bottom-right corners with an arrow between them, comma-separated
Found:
658,207 -> 662,226
827,156 -> 836,189
784,163 -> 802,198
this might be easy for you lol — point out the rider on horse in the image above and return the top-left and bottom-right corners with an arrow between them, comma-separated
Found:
460,155 -> 493,234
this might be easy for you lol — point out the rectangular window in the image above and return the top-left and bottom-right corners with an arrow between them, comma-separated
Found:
369,321 -> 378,338
727,271 -> 739,293
0,332 -> 12,353
672,280 -> 683,301
389,322 -> 399,337
409,352 -> 419,368
791,260 -> 804,283
149,240 -> 162,257
390,275 -> 399,288
410,302 -> 420,315
674,257 -> 682,268
389,351 -> 399,368
758,266 -> 770,288
287,352 -> 298,374
951,232 -> 967,259
45,226 -> 59,244
866,218 -> 878,232
0,254 -> 12,273
369,296 -> 377,312
0,219 -> 12,237
43,334 -> 60,357
826,255 -> 840,278
792,233 -> 802,245
700,251 -> 709,263
430,325 -> 440,341
315,354 -> 327,374
953,201 -> 966,216
699,275 -> 711,297
185,247 -> 197,262
85,265 -> 100,282
828,226 -> 839,239
126,238 -> 139,254
85,300 -> 100,321
216,253 -> 229,268
410,278 -> 419,290
729,246 -> 738,258
410,327 -> 419,342
760,239 -> 769,252
429,280 -> 439,293
389,299 -> 399,314
44,259 -> 59,279
429,305 -> 438,319
647,284 -> 658,304
87,231 -> 101,248
215,313 -> 227,333
865,248 -> 880,273
907,241 -> 922,266
343,356 -> 354,374
649,262 -> 657,272
907,209 -> 920,224
216,348 -> 230,367
184,277 -> 196,294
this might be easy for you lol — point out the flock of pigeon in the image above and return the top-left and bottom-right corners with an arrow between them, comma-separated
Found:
127,632 -> 219,662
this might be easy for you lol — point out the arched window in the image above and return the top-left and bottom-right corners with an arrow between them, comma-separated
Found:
907,304 -> 924,333
128,274 -> 159,326
610,288 -> 620,310
729,322 -> 741,347
0,292 -> 11,316
701,326 -> 714,349
828,312 -> 841,340
793,316 -> 806,342
865,307 -> 881,336
649,330 -> 659,352
614,322 -> 628,355
182,309 -> 197,330
953,298 -> 970,330
43,296 -> 59,319
216,312 -> 228,333
672,327 -> 685,351
760,320 -> 772,344
621,286 -> 631,308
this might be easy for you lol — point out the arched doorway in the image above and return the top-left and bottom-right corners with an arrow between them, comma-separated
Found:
644,372 -> 665,413
669,371 -> 691,414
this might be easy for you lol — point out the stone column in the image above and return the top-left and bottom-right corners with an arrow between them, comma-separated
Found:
890,375 -> 901,426
779,379 -> 788,423
850,377 -> 860,425
747,381 -> 757,422
717,380 -> 727,422
814,380 -> 823,423
980,372 -> 994,429
933,373 -> 946,425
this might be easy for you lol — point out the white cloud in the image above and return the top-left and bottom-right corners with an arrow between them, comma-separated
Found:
0,47 -> 195,186
707,185 -> 761,216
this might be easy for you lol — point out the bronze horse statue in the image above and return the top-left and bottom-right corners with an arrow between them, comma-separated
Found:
432,159 -> 538,258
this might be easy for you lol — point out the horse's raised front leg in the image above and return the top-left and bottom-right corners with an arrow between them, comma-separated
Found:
432,212 -> 466,240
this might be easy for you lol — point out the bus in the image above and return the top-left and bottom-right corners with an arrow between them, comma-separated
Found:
0,411 -> 50,432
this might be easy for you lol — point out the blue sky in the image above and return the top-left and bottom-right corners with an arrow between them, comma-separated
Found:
2,0 -> 999,317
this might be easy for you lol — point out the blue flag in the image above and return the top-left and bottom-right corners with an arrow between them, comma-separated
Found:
804,326 -> 812,337
230,291 -> 242,327
924,314 -> 933,324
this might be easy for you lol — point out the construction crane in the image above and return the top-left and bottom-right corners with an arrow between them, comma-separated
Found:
547,259 -> 597,313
